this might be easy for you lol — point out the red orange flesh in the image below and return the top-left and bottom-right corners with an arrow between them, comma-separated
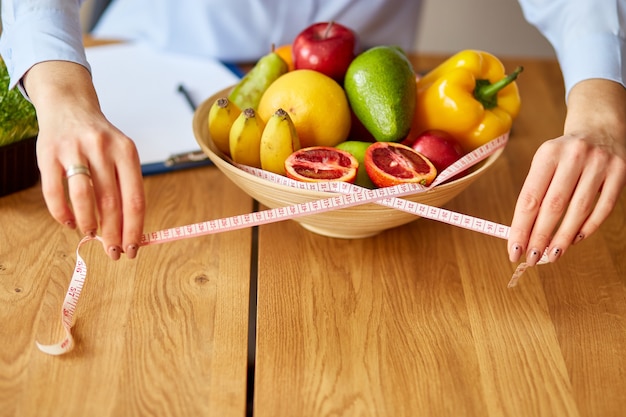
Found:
364,142 -> 437,187
285,146 -> 358,183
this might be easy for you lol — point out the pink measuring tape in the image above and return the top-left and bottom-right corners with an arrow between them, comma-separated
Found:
36,134 -> 547,355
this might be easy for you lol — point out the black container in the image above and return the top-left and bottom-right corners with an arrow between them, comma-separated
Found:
0,136 -> 39,197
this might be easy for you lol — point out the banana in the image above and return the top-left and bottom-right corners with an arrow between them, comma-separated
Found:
207,97 -> 241,156
229,107 -> 265,168
260,108 -> 301,175
228,49 -> 288,110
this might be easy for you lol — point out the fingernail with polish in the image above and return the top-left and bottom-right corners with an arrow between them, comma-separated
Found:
108,245 -> 122,261
509,243 -> 523,262
126,244 -> 138,259
526,248 -> 541,266
550,247 -> 562,262
573,233 -> 585,244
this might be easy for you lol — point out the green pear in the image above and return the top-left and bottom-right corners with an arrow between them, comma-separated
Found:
228,51 -> 288,111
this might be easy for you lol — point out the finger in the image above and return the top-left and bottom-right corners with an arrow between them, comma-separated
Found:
39,160 -> 77,229
508,147 -> 558,262
66,165 -> 98,236
117,145 -> 145,259
90,160 -> 123,261
543,161 -> 605,262
574,160 -> 626,244
524,159 -> 582,266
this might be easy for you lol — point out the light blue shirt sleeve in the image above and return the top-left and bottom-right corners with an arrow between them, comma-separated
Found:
518,0 -> 626,97
0,0 -> 90,90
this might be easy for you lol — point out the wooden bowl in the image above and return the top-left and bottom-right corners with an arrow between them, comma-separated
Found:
193,87 -> 503,239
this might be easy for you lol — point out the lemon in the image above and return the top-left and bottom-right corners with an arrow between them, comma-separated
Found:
257,69 -> 351,148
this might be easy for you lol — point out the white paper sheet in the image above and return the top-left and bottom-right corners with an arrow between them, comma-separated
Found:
85,42 -> 240,166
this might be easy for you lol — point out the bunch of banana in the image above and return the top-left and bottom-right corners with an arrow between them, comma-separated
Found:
228,107 -> 265,168
207,97 -> 241,155
260,108 -> 301,175
228,49 -> 288,110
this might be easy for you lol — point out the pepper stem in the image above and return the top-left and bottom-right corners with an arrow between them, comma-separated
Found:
474,66 -> 524,109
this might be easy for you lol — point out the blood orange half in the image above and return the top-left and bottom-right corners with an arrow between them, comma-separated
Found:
285,146 -> 359,183
364,142 -> 437,187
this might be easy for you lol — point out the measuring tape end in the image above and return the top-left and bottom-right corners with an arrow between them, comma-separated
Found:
36,336 -> 75,356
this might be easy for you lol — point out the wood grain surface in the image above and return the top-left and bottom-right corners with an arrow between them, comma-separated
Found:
0,168 -> 253,417
253,56 -> 626,417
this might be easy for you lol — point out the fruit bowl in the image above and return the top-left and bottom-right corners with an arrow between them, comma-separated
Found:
193,86 -> 504,239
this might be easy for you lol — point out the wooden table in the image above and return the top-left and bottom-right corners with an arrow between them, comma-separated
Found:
1,55 -> 625,417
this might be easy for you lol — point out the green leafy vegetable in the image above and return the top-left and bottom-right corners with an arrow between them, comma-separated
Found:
0,57 -> 39,147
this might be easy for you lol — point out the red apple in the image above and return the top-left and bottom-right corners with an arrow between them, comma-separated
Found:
409,130 -> 465,173
292,21 -> 357,83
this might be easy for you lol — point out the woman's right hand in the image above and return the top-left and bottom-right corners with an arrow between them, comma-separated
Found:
23,61 -> 145,260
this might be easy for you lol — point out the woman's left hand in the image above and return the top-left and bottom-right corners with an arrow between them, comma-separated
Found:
508,79 -> 626,266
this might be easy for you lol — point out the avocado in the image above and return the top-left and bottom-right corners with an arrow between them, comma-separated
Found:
344,46 -> 416,142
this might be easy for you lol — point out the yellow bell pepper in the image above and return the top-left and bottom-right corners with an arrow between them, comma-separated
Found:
412,50 -> 523,152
